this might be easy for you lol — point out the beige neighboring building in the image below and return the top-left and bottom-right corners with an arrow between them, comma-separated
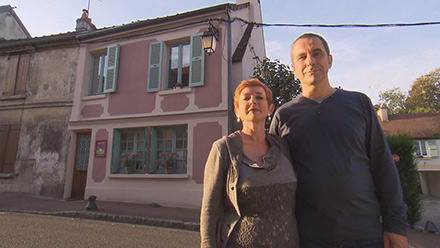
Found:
378,108 -> 440,197
0,9 -> 97,197
0,33 -> 79,197
0,5 -> 31,40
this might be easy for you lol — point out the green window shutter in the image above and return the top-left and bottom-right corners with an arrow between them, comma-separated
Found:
104,44 -> 120,93
149,127 -> 158,173
147,41 -> 163,92
428,140 -> 438,158
111,130 -> 122,173
189,33 -> 205,87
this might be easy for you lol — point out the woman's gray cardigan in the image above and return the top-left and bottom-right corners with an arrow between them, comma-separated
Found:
200,131 -> 292,248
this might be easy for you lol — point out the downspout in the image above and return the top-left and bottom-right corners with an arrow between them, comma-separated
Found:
227,5 -> 233,134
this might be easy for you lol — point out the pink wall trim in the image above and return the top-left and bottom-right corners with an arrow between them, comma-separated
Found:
195,36 -> 222,109
81,104 -> 104,118
92,129 -> 108,183
108,40 -> 156,115
192,122 -> 223,184
161,94 -> 190,112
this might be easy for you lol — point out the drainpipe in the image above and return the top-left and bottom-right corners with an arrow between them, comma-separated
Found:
227,6 -> 233,134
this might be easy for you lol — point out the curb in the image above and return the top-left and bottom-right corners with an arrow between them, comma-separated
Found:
0,209 -> 200,232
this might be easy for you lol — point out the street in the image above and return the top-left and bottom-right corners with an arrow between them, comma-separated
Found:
0,212 -> 200,248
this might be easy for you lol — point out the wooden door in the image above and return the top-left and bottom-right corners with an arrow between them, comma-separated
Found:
71,132 -> 91,199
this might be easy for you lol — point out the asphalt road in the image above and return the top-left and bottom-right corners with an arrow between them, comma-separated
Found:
0,212 -> 200,248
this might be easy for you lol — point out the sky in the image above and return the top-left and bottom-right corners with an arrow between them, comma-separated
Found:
2,0 -> 440,104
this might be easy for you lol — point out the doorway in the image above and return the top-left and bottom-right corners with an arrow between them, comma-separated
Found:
71,132 -> 91,199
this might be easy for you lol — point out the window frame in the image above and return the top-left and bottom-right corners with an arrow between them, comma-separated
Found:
112,125 -> 187,175
147,33 -> 204,93
89,52 -> 107,95
415,140 -> 429,158
166,41 -> 191,89
88,44 -> 120,96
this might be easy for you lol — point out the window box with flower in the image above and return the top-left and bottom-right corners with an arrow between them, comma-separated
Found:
172,82 -> 183,89
155,152 -> 178,174
120,153 -> 137,174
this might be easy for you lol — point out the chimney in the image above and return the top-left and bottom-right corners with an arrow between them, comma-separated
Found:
76,9 -> 96,32
377,107 -> 388,122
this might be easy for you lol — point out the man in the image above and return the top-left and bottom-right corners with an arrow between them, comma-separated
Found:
269,33 -> 409,248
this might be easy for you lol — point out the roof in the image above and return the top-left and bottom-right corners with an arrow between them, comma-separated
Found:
380,112 -> 440,139
0,3 -> 234,50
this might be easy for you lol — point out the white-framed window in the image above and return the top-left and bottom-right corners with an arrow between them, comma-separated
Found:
89,44 -> 120,95
147,33 -> 204,92
415,140 -> 439,159
111,125 -> 187,174
168,42 -> 190,89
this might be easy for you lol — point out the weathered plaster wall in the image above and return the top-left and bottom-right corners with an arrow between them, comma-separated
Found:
0,9 -> 29,40
0,46 -> 79,198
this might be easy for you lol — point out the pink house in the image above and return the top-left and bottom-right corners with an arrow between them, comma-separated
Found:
64,0 -> 266,208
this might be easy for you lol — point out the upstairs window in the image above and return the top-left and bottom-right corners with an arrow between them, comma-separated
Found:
415,140 -> 438,159
89,53 -> 107,95
168,43 -> 190,89
2,54 -> 30,97
147,33 -> 204,92
89,45 -> 120,95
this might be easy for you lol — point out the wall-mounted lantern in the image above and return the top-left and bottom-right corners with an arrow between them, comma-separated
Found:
201,24 -> 219,55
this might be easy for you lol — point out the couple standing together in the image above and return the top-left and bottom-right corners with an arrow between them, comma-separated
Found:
200,33 -> 409,248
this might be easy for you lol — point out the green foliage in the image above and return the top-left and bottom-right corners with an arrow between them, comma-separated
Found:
377,87 -> 408,114
406,67 -> 440,112
378,67 -> 440,113
252,58 -> 302,110
386,135 -> 422,228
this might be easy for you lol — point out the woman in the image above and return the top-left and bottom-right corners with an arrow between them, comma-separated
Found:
200,79 -> 299,248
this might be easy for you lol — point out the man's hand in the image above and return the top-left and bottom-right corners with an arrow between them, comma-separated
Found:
383,232 -> 409,248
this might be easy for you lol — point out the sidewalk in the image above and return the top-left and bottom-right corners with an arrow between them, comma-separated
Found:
1,192 -> 439,247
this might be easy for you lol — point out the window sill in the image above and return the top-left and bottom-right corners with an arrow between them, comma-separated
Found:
0,173 -> 14,179
158,87 -> 191,96
0,94 -> 27,101
82,94 -> 107,101
109,173 -> 189,179
416,157 -> 432,160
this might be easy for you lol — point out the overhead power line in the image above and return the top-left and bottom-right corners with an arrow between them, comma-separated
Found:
231,17 -> 440,28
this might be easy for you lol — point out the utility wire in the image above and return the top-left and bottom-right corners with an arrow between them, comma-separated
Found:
230,17 -> 440,28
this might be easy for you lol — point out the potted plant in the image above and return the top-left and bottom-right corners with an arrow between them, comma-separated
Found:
120,153 -> 136,174
155,152 -> 178,174
172,82 -> 183,89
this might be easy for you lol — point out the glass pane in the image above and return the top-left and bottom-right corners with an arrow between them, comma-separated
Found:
182,44 -> 190,86
182,44 -> 190,67
168,46 -> 179,89
182,66 -> 189,86
90,56 -> 101,94
421,142 -> 427,156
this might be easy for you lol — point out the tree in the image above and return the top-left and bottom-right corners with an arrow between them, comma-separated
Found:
405,67 -> 440,113
386,135 -> 422,228
252,58 -> 301,110
377,87 -> 408,114
376,67 -> 440,113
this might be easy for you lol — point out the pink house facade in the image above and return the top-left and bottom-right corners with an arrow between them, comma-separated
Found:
64,0 -> 265,209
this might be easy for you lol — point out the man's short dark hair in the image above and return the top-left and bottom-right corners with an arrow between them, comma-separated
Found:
293,33 -> 331,56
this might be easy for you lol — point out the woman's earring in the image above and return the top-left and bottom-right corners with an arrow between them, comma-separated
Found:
267,114 -> 271,121
237,116 -> 240,122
